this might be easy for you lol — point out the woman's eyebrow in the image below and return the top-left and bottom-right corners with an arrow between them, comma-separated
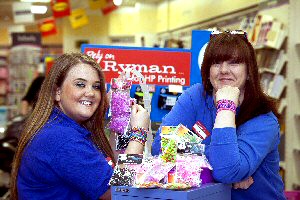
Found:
74,78 -> 86,81
74,78 -> 101,83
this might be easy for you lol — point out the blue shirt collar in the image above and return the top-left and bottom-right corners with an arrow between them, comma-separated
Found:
48,107 -> 92,137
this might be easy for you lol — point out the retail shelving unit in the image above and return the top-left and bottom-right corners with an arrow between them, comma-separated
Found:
285,0 -> 300,190
0,57 -> 8,106
0,56 -> 8,137
7,47 -> 40,120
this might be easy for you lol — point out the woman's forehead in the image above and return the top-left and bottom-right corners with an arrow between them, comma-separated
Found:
66,64 -> 100,80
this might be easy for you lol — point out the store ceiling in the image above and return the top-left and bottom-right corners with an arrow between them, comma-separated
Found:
0,0 -> 164,26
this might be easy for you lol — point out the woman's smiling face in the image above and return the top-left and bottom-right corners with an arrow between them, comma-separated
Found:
209,60 -> 247,92
55,63 -> 102,124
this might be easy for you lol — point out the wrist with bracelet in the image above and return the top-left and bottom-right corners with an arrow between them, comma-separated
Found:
129,127 -> 148,146
216,99 -> 237,114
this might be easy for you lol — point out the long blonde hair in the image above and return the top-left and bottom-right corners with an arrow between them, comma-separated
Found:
10,53 -> 114,199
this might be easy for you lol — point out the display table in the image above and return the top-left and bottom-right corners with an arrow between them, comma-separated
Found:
111,183 -> 231,200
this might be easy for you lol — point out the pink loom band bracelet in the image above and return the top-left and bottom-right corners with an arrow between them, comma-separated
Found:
216,99 -> 237,114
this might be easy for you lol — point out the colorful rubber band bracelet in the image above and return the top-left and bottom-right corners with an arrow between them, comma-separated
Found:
129,127 -> 148,146
216,99 -> 237,114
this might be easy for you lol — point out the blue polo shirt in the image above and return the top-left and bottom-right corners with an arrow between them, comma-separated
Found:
18,107 -> 113,200
152,83 -> 286,200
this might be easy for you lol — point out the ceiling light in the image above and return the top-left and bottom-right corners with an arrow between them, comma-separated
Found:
21,0 -> 51,3
31,5 -> 48,14
0,127 -> 5,133
113,0 -> 123,6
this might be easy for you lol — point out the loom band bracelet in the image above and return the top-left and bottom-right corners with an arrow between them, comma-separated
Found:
129,138 -> 147,146
217,104 -> 237,111
216,99 -> 237,109
216,99 -> 237,114
129,127 -> 148,145
130,127 -> 148,137
217,99 -> 236,107
129,133 -> 147,146
217,108 -> 236,114
218,102 -> 236,109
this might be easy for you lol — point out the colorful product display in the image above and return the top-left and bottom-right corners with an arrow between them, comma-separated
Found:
109,124 -> 213,190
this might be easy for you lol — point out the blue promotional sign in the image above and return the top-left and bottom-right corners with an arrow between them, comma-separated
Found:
81,45 -> 191,122
190,30 -> 211,85
81,30 -> 210,122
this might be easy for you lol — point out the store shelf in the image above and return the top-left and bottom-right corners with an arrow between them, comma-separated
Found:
293,148 -> 300,154
284,0 -> 300,190
278,98 -> 287,115
259,67 -> 276,74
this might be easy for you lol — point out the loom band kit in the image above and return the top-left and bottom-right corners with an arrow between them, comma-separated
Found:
109,68 -> 153,156
109,76 -> 133,143
160,124 -> 207,162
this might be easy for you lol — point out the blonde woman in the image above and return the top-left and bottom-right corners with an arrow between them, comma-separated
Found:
11,53 -> 149,200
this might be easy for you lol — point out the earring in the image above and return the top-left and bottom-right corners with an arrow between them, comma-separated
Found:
55,89 -> 61,101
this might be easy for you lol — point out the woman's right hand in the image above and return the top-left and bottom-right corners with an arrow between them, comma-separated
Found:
214,86 -> 239,128
215,86 -> 240,106
130,104 -> 150,129
233,176 -> 254,189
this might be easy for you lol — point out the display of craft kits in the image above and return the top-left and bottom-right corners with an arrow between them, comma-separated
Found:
109,154 -> 143,186
174,154 -> 202,187
110,155 -> 176,188
109,166 -> 136,186
109,122 -> 213,190
109,153 -> 212,190
160,126 -> 178,163
135,157 -> 175,186
160,124 -> 206,159
175,124 -> 206,154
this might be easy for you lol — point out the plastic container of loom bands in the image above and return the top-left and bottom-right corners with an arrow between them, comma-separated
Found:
109,77 -> 133,135
109,68 -> 153,156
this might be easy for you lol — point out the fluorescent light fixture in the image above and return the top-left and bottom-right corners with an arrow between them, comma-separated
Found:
113,0 -> 123,6
31,5 -> 48,14
0,127 -> 5,133
21,0 -> 51,2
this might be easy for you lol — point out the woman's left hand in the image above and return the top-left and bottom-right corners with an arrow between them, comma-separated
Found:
233,176 -> 254,189
130,104 -> 150,129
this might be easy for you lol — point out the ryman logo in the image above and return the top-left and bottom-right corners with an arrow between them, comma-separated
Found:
86,50 -> 177,75
84,47 -> 190,86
